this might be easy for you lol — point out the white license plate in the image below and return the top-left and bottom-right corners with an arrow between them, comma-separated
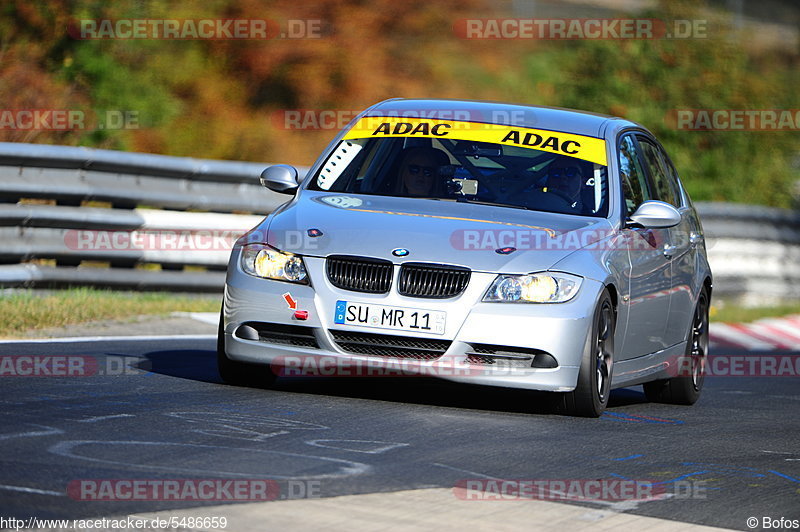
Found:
333,300 -> 446,334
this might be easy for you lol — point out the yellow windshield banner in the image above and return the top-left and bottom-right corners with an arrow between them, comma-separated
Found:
342,116 -> 608,166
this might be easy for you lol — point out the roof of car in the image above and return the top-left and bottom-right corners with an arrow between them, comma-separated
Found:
365,98 -> 629,138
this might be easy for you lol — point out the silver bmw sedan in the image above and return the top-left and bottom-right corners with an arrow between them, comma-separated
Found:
219,99 -> 712,417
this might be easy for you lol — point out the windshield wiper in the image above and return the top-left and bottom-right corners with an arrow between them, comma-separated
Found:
453,198 -> 532,210
416,197 -> 531,211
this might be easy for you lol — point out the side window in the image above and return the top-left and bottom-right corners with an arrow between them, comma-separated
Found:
659,146 -> 686,207
638,137 -> 680,207
618,134 -> 651,217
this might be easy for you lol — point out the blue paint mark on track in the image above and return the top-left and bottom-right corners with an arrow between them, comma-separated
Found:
613,454 -> 644,461
602,412 -> 684,424
611,471 -> 712,485
769,470 -> 800,483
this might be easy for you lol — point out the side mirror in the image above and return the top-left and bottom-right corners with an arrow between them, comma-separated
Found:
628,200 -> 681,228
260,164 -> 300,195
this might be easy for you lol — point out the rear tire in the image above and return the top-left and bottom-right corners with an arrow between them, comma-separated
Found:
643,289 -> 709,405
217,312 -> 278,388
556,290 -> 615,417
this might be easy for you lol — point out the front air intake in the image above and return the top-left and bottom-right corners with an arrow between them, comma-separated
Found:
326,255 -> 393,294
398,263 -> 471,299
330,330 -> 451,360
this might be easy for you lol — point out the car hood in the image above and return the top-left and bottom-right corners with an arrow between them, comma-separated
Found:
260,191 -> 612,274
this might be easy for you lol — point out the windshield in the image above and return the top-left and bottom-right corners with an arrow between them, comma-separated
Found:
308,118 -> 609,217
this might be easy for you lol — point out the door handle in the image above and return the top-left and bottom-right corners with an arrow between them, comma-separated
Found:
689,231 -> 702,247
663,243 -> 678,259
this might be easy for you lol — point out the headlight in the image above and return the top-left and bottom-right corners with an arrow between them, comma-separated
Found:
240,244 -> 308,283
483,272 -> 582,303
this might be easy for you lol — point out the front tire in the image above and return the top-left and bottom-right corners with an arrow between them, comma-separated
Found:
557,290 -> 615,417
643,289 -> 709,405
217,312 -> 278,388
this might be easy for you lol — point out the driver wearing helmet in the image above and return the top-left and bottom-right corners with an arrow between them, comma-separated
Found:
397,147 -> 450,197
543,157 -> 585,211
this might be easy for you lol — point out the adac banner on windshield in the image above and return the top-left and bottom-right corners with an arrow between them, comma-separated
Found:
342,116 -> 608,166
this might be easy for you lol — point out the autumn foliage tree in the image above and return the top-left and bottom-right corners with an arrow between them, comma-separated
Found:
0,0 -> 797,206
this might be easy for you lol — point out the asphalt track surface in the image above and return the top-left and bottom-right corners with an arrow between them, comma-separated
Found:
0,336 -> 798,531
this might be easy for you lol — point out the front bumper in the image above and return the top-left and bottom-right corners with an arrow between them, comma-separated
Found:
223,255 -> 602,392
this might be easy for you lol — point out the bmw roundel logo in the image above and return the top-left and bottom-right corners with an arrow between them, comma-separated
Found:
392,248 -> 410,257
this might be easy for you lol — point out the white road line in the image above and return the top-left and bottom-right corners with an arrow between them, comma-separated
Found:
0,425 -> 63,440
305,439 -> 411,454
0,334 -> 215,344
49,440 -> 370,480
757,319 -> 800,341
2,316 -> 797,353
709,323 -> 776,350
762,450 -> 800,461
77,414 -> 135,423
171,311 -> 219,325
781,315 -> 800,328
748,323 -> 800,349
735,323 -> 795,350
0,484 -> 64,496
431,462 -> 502,480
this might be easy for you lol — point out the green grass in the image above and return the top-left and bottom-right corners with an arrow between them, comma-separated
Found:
0,287 -> 220,337
710,303 -> 800,324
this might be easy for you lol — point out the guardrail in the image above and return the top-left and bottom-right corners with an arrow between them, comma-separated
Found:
697,203 -> 800,306
0,142 -> 797,304
0,142 -> 305,292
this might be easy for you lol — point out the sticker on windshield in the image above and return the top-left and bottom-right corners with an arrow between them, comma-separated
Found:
342,116 -> 608,166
